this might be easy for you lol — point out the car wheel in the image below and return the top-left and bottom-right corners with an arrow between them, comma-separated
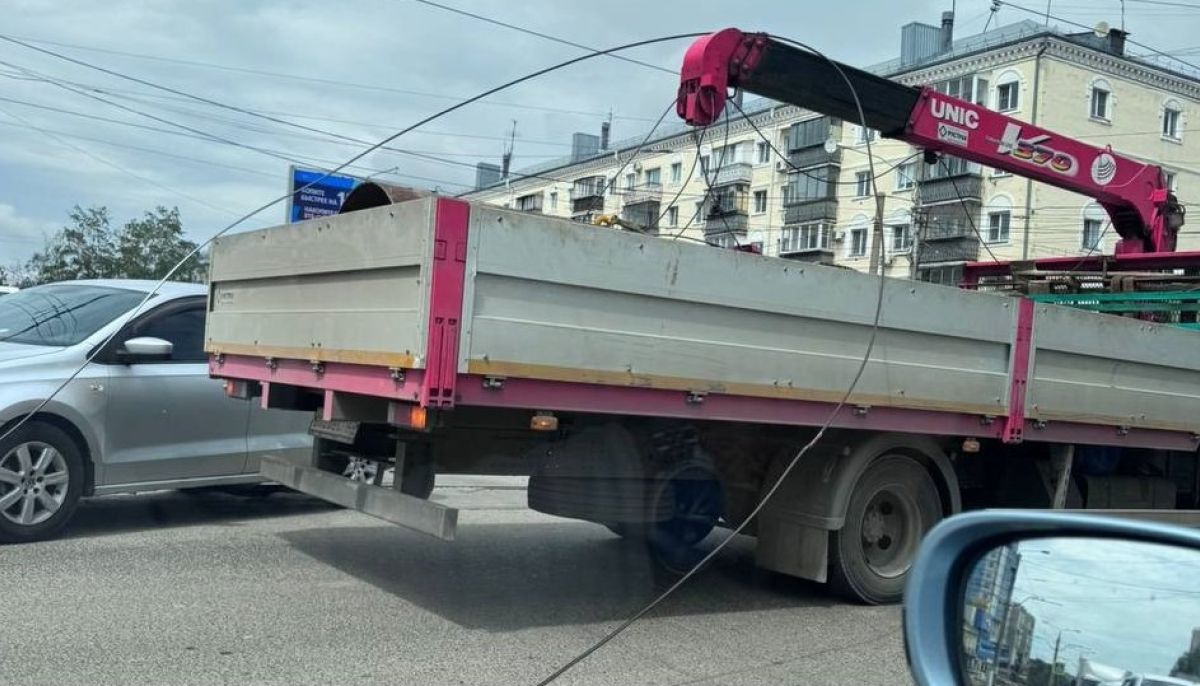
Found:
0,422 -> 85,544
828,454 -> 943,604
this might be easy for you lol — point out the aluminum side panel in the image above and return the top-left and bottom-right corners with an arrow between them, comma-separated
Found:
1028,303 -> 1200,432
207,200 -> 434,366
461,206 -> 1016,414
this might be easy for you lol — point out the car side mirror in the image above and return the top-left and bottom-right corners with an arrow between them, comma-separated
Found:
904,511 -> 1200,686
117,336 -> 174,363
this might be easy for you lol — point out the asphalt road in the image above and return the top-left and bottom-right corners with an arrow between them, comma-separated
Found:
0,477 -> 908,685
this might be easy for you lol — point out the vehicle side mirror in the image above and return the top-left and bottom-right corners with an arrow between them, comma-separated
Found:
904,511 -> 1200,686
117,336 -> 174,363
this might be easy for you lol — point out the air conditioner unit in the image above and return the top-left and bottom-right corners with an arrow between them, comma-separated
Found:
775,160 -> 789,173
833,230 -> 846,242
633,162 -> 643,172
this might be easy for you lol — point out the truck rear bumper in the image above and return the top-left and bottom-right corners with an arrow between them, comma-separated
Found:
260,454 -> 458,540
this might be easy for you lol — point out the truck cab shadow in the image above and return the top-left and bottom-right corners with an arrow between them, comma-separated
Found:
277,520 -> 837,632
61,490 -> 339,539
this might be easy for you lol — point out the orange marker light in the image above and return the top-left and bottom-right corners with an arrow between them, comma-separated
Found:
409,406 -> 428,430
530,412 -> 558,432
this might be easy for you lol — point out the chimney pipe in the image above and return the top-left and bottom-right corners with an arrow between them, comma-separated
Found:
940,11 -> 954,53
600,121 -> 611,151
1107,28 -> 1128,56
501,151 -> 512,179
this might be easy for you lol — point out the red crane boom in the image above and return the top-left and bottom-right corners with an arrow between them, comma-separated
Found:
675,29 -> 1185,256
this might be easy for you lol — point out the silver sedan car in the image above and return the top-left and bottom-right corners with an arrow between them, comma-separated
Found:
0,279 -> 312,543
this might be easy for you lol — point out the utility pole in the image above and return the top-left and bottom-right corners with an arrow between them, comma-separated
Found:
1048,628 -> 1079,686
1049,632 -> 1061,686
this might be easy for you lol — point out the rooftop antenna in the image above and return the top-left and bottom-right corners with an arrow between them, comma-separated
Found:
983,0 -> 1000,32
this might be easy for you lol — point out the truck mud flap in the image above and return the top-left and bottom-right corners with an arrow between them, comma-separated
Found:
260,454 -> 458,540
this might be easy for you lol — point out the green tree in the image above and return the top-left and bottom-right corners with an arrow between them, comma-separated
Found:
27,205 -> 117,283
114,206 -> 203,281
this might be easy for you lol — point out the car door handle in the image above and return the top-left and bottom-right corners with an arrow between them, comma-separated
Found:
89,383 -> 104,392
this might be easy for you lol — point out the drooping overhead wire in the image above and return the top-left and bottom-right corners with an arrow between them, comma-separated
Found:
0,31 -> 710,449
535,31 -> 892,685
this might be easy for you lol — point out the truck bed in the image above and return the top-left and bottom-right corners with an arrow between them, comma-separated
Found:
205,196 -> 1200,449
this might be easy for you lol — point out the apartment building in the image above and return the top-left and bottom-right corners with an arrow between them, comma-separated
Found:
464,16 -> 1199,284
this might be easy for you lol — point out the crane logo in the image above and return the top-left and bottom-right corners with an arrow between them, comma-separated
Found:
996,123 -> 1078,178
1091,153 -> 1117,186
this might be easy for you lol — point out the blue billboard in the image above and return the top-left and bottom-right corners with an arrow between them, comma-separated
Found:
288,166 -> 361,223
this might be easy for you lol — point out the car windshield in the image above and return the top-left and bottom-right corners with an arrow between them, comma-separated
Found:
0,284 -> 145,347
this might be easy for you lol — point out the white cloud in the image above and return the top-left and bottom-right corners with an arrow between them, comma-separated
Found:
0,203 -> 54,265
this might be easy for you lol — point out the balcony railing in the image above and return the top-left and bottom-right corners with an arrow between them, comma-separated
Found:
622,182 -> 662,206
919,173 -> 983,205
704,212 -> 749,236
917,236 -> 981,264
710,162 -> 753,187
789,146 -> 841,170
782,198 -> 839,225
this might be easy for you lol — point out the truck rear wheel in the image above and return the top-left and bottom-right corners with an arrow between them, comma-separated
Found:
828,454 -> 942,604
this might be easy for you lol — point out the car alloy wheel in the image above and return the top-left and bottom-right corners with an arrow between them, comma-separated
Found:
0,441 -> 70,526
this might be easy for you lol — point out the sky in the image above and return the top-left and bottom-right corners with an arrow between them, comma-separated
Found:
1004,537 -> 1200,678
1,0 -> 1198,268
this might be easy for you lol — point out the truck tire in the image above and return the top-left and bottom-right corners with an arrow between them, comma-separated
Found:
0,421 -> 85,544
646,464 -> 723,574
828,454 -> 942,604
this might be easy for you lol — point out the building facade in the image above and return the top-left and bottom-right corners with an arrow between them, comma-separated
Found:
464,18 -> 1199,284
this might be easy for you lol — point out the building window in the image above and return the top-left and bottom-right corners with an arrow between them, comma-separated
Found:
783,168 -> 834,204
670,162 -> 682,183
780,223 -> 830,253
890,224 -> 912,252
667,205 -> 679,227
849,227 -> 868,257
1082,218 -> 1103,251
855,171 -> 871,197
1165,170 -> 1177,191
934,75 -> 988,106
895,162 -> 916,190
997,81 -> 1019,112
624,172 -> 636,191
699,155 -> 711,176
1163,103 -> 1182,140
856,126 -> 875,144
753,190 -> 768,214
756,141 -> 770,164
645,167 -> 661,186
516,193 -> 543,212
549,191 -> 558,212
920,265 -> 963,286
710,233 -> 738,249
693,201 -> 705,226
1090,83 -> 1111,120
987,211 -> 1011,243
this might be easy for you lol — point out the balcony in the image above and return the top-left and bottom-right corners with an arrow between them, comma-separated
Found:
710,162 -> 753,187
917,236 -> 981,264
704,213 -> 749,235
783,198 -> 839,225
515,193 -> 543,213
703,188 -> 749,236
621,203 -> 660,234
779,225 -> 834,263
622,182 -> 662,207
570,176 -> 607,214
919,173 -> 983,205
789,146 -> 841,170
